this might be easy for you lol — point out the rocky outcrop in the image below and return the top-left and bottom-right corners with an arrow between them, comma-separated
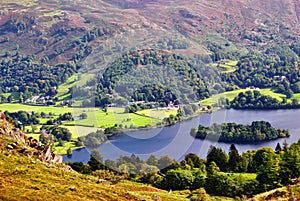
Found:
0,112 -> 26,144
25,137 -> 63,163
0,112 -> 62,164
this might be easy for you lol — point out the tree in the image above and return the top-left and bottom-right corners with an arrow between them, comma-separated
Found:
283,140 -> 289,151
67,148 -> 72,156
105,159 -> 117,171
118,163 -> 137,175
184,153 -> 205,170
58,138 -> 64,146
80,113 -> 88,119
206,161 -> 220,175
292,82 -> 300,93
228,144 -> 242,172
206,146 -> 228,171
68,162 -> 91,174
159,169 -> 195,190
146,155 -> 158,167
88,149 -> 104,171
275,142 -> 282,154
279,143 -> 300,185
157,155 -> 173,170
254,148 -> 281,191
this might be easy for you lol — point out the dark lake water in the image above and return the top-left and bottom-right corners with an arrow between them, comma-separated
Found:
63,109 -> 300,163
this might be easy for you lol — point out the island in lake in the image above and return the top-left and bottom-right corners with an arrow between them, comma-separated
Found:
190,121 -> 290,143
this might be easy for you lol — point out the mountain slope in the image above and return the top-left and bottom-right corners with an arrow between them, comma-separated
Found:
249,183 -> 300,201
1,0 -> 300,99
1,0 -> 300,61
0,113 -> 188,201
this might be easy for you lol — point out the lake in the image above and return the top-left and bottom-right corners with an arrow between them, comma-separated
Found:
63,109 -> 300,163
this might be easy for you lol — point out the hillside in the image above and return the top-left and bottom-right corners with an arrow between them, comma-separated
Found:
249,183 -> 300,201
1,1 -> 300,200
0,152 -> 189,201
1,0 -> 300,100
0,0 -> 300,106
2,0 -> 300,52
0,113 -> 189,201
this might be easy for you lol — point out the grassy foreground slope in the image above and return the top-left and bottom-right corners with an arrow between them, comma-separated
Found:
0,136 -> 188,201
249,184 -> 300,201
0,152 -> 189,201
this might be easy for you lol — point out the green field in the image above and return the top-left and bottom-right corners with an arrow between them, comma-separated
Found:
53,141 -> 78,155
25,125 -> 100,139
0,103 -> 97,115
136,109 -> 178,119
25,133 -> 40,140
60,125 -> 101,138
24,125 -> 99,155
200,88 -> 287,106
55,73 -> 95,101
0,102 -> 209,130
294,93 -> 300,101
213,60 -> 238,73
0,104 -> 173,154
229,172 -> 257,183
65,107 -> 160,128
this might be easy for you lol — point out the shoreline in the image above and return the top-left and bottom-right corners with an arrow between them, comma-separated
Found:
19,104 -> 300,156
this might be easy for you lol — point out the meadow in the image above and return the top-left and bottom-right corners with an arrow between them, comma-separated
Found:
200,88 -> 287,106
0,103 -> 96,115
64,107 -> 161,128
294,93 -> 300,101
0,104 -> 175,154
136,109 -> 178,120
213,60 -> 238,73
0,146 -> 190,201
55,73 -> 95,101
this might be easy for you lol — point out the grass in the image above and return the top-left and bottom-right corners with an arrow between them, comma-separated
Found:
200,88 -> 287,106
25,133 -> 40,140
2,92 -> 19,103
136,109 -> 178,120
260,88 -> 287,101
229,172 -> 257,184
38,118 -> 52,124
60,125 -> 101,138
251,183 -> 300,201
0,103 -> 97,115
54,141 -> 78,155
213,60 -> 238,73
24,125 -> 100,139
55,73 -> 95,101
3,93 -> 12,99
0,144 -> 189,201
0,104 -> 167,154
65,108 -> 160,128
294,93 -> 300,101
24,124 -> 99,155
55,75 -> 77,101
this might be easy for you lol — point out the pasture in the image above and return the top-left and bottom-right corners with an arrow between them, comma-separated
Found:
200,88 -> 287,106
